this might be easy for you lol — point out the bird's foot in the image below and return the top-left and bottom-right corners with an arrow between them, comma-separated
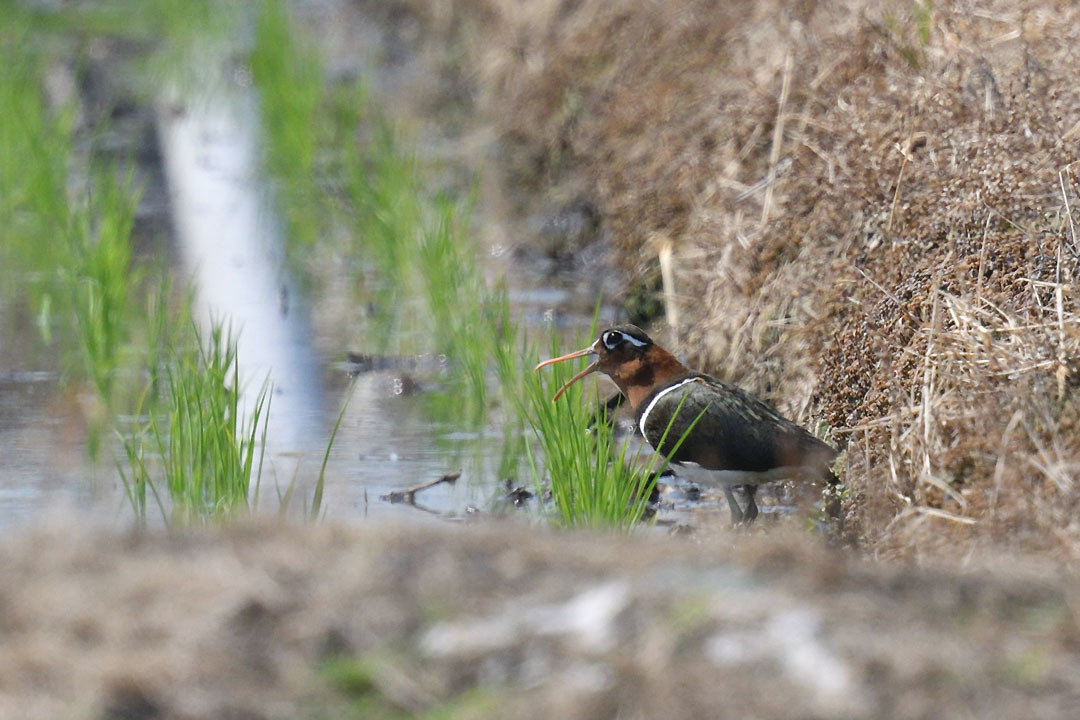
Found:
722,486 -> 747,528
723,485 -> 759,528
740,485 -> 759,524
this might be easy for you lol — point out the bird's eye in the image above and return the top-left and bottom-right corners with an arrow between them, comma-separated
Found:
602,331 -> 623,349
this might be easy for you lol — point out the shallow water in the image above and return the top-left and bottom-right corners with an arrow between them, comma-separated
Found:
0,79 -> 610,528
0,1 -> 807,532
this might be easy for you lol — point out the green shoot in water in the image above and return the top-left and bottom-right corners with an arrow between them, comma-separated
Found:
120,317 -> 270,526
519,331 -> 705,530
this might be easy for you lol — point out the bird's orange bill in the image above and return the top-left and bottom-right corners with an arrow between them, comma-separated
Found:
533,344 -> 599,403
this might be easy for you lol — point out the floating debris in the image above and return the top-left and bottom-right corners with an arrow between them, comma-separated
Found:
502,480 -> 534,507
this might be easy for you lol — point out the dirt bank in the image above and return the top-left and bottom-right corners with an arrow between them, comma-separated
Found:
1,517 -> 1077,720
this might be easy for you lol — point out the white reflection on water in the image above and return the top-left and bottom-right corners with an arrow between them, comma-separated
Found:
157,88 -> 324,463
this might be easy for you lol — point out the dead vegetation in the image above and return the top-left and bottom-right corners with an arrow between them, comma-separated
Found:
375,0 -> 1080,561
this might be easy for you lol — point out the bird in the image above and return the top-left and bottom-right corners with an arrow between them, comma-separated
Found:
534,324 -> 838,524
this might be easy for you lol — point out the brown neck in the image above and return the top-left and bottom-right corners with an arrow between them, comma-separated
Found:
610,346 -> 690,409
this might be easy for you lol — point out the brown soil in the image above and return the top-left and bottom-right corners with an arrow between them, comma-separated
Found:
380,0 -> 1080,562
2,517 -> 1078,720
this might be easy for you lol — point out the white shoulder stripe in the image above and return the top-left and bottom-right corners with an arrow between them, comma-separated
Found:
639,377 -> 698,440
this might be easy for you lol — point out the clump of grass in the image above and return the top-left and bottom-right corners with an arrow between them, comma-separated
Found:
0,29 -> 75,338
332,97 -> 512,430
523,371 -> 657,529
518,333 -> 704,529
417,194 -> 506,427
341,118 -> 425,350
121,315 -> 270,525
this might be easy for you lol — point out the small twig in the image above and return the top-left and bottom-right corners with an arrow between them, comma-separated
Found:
980,201 -> 1032,235
886,134 -> 927,237
975,212 -> 991,300
886,151 -> 908,237
735,157 -> 792,202
920,271 -> 939,466
384,472 -> 460,504
988,410 -> 1023,530
1059,163 -> 1079,260
912,506 -> 976,525
761,51 -> 793,226
655,234 -> 679,330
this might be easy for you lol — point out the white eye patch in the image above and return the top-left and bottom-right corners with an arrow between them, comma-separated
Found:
602,330 -> 648,349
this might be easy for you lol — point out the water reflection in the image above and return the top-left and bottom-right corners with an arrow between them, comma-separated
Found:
157,88 -> 325,466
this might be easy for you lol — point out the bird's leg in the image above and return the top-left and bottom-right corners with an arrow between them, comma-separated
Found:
740,485 -> 759,523
721,485 -> 745,525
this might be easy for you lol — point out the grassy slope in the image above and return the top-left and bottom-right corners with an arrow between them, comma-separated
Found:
385,0 -> 1080,561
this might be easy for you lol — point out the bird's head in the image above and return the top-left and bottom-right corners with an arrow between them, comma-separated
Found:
534,325 -> 660,402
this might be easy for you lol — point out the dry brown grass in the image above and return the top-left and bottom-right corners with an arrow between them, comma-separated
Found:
376,0 -> 1080,562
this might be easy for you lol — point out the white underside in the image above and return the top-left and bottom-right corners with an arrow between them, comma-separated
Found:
675,462 -> 817,489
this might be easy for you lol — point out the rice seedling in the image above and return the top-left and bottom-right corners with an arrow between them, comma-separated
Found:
0,21 -> 143,455
307,376 -> 357,522
0,28 -> 74,335
516,331 -> 704,529
251,0 -> 324,257
416,194 -> 503,427
120,315 -> 270,525
522,373 -> 654,529
341,118 -> 425,350
65,168 -> 140,406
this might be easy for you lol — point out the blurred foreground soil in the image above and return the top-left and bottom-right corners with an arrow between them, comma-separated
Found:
1,518 -> 1077,720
